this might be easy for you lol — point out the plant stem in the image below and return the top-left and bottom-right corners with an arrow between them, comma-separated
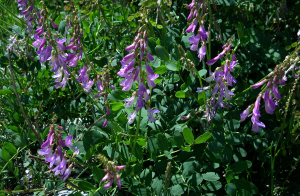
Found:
8,49 -> 42,145
127,109 -> 142,166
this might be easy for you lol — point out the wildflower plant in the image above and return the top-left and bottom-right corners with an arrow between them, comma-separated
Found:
1,0 -> 300,195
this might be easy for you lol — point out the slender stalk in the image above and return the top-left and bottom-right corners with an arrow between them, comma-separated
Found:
208,1 -> 213,61
270,141 -> 274,195
8,49 -> 42,145
127,109 -> 142,166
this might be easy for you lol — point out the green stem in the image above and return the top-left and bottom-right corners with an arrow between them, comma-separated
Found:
127,109 -> 142,166
270,141 -> 274,195
0,141 -> 35,174
208,1 -> 213,61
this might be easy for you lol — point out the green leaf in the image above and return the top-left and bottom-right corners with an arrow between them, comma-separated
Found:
202,181 -> 222,191
151,178 -> 163,195
175,90 -> 193,98
154,65 -> 167,74
92,167 -> 103,183
202,172 -> 220,181
194,132 -> 212,144
78,181 -> 95,191
55,16 -> 62,25
198,69 -> 207,77
182,128 -> 194,145
226,132 -> 243,145
3,142 -> 17,155
208,142 -> 223,154
155,45 -> 169,61
58,20 -> 66,34
225,183 -> 237,196
229,160 -> 252,174
187,173 -> 203,186
0,89 -> 12,95
1,148 -> 10,162
237,189 -> 253,196
232,179 -> 259,194
170,184 -> 186,195
165,62 -> 177,71
174,130 -> 184,148
13,113 -> 24,122
157,134 -> 169,152
110,102 -> 124,111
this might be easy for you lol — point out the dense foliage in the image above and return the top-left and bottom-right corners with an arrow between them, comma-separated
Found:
1,0 -> 300,195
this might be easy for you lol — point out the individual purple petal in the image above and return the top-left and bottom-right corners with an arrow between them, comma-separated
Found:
147,53 -> 154,61
252,79 -> 267,89
103,119 -> 108,128
240,107 -> 250,122
103,179 -> 113,189
199,25 -> 207,41
124,95 -> 135,107
62,168 -> 71,181
272,84 -> 281,99
38,147 -> 51,156
128,110 -> 137,124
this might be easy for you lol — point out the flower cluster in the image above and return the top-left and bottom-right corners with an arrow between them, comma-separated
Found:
38,125 -> 79,181
118,25 -> 160,124
18,0 -> 40,32
19,3 -> 84,90
186,0 -> 208,61
94,67 -> 116,128
241,55 -> 299,132
197,42 -> 236,126
97,154 -> 126,189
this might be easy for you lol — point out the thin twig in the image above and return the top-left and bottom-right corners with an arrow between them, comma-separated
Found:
8,49 -> 42,145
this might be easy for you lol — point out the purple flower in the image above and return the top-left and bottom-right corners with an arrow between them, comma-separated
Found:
56,38 -> 66,51
103,178 -> 113,189
61,167 -> 71,181
37,45 -> 52,63
251,95 -> 265,132
240,107 -> 250,122
252,79 -> 267,89
199,25 -> 207,41
188,34 -> 200,51
117,174 -> 121,189
198,43 -> 206,61
186,20 -> 198,33
103,119 -> 108,128
272,84 -> 281,99
65,135 -> 73,148
147,107 -> 160,122
128,109 -> 137,124
124,94 -> 136,107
